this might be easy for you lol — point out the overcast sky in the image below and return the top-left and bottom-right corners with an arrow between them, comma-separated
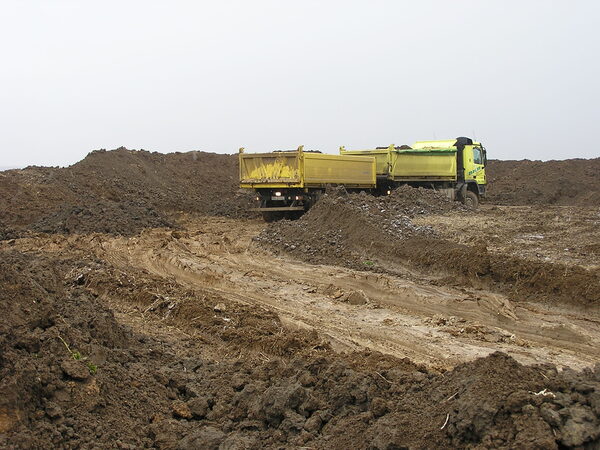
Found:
1,1 -> 599,167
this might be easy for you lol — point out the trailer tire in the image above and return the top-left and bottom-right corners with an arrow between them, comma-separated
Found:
262,211 -> 281,222
462,191 -> 479,210
285,211 -> 304,220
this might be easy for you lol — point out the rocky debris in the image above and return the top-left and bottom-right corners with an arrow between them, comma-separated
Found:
171,400 -> 193,419
177,426 -> 225,450
213,303 -> 227,313
60,360 -> 90,381
187,397 -> 209,419
345,290 -> 369,305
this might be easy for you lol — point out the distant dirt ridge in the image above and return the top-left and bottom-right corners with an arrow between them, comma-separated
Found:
486,158 -> 600,206
0,147 -> 254,235
1,150 -> 598,237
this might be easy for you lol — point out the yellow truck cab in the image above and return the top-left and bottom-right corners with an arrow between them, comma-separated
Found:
340,137 -> 487,208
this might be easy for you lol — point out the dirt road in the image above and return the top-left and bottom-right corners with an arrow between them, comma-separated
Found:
87,216 -> 599,371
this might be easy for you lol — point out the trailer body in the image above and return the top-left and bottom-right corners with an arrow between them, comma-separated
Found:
239,147 -> 375,221
340,137 -> 487,207
239,149 -> 376,189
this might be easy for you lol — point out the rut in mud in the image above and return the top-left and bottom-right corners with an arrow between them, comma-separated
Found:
86,216 -> 599,370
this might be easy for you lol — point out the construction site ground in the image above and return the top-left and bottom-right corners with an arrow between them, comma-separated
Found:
9,211 -> 600,370
1,149 -> 599,449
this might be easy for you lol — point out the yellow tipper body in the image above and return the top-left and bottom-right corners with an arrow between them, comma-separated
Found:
340,140 -> 485,183
239,147 -> 376,189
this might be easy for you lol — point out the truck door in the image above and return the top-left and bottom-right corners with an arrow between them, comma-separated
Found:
464,146 -> 486,185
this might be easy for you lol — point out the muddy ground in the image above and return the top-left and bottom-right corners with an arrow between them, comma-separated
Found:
1,149 -> 600,449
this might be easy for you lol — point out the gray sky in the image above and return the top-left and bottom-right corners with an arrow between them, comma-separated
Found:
1,0 -> 599,167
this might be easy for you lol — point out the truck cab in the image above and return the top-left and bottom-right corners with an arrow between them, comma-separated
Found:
410,137 -> 487,206
465,144 -> 487,190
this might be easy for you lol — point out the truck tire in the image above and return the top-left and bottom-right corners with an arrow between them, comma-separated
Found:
285,211 -> 303,220
262,211 -> 279,222
462,191 -> 479,210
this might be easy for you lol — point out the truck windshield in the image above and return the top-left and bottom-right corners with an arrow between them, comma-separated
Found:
473,147 -> 483,165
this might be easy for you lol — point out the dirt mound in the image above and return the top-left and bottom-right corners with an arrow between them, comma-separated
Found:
259,189 -> 600,306
256,190 -> 425,269
29,200 -> 173,235
257,185 -> 461,262
486,158 -> 600,206
2,249 -> 599,449
0,148 -> 254,236
384,184 -> 468,215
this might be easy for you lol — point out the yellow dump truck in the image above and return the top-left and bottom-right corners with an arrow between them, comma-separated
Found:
340,137 -> 487,208
239,146 -> 376,221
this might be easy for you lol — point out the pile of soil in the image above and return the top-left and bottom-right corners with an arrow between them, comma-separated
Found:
0,148 -> 254,237
2,249 -> 599,449
258,188 -> 600,306
256,187 -> 444,268
29,201 -> 173,235
351,184 -> 469,218
486,158 -> 600,206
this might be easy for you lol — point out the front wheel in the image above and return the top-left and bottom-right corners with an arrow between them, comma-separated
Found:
462,191 -> 479,210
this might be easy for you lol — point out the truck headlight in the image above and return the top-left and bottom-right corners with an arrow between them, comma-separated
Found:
274,191 -> 282,197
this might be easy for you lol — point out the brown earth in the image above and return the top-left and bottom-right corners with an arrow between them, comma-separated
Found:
259,188 -> 600,307
2,222 -> 600,449
0,148 -> 255,236
1,149 -> 600,449
486,158 -> 600,206
1,150 -> 598,239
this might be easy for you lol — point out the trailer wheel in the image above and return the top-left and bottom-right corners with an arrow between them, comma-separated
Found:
261,211 -> 279,222
462,191 -> 479,210
285,211 -> 304,220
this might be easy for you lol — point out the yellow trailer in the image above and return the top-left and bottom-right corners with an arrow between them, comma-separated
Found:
239,146 -> 375,221
340,137 -> 488,208
339,145 -> 458,181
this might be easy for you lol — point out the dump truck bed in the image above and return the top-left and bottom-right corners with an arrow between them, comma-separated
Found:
340,146 -> 457,181
239,150 -> 376,188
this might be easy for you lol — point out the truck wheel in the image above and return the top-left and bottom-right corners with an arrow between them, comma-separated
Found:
462,191 -> 479,210
285,211 -> 303,220
262,211 -> 278,222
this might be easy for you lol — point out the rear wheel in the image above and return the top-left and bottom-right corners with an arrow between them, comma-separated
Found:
262,211 -> 282,222
462,191 -> 479,210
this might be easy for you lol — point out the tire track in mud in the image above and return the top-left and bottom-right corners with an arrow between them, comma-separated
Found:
98,217 -> 600,370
